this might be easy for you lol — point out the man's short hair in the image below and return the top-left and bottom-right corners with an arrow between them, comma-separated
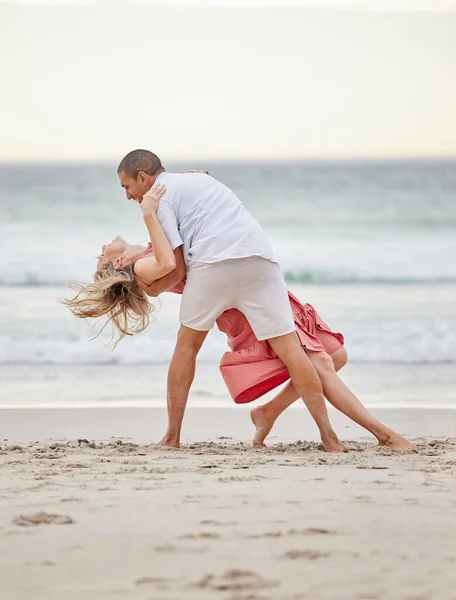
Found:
117,149 -> 164,178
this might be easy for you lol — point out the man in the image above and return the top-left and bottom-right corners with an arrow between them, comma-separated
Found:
118,149 -> 346,452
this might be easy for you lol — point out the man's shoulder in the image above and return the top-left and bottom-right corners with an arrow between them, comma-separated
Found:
158,171 -> 200,185
156,171 -> 177,182
159,171 -> 226,193
160,171 -> 223,183
159,171 -> 203,179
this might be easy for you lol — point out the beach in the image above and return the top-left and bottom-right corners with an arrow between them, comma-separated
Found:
2,0 -> 456,593
2,362 -> 456,599
1,409 -> 456,600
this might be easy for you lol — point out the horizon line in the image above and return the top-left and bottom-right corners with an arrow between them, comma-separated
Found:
1,155 -> 456,167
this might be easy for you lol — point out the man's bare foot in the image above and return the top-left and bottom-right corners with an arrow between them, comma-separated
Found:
321,431 -> 349,453
250,406 -> 276,447
378,431 -> 415,452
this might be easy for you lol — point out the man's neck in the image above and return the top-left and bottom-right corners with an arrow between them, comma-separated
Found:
146,168 -> 165,190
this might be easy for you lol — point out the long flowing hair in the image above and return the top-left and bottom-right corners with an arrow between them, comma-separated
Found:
62,262 -> 153,348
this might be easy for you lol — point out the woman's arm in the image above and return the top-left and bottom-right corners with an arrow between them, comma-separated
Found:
140,183 -> 176,272
136,247 -> 186,297
134,254 -> 176,287
133,184 -> 177,285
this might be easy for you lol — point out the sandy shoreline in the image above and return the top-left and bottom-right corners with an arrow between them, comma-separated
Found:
2,362 -> 456,411
1,409 -> 456,599
2,405 -> 456,445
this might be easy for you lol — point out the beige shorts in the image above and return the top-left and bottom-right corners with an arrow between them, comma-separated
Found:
179,257 -> 295,341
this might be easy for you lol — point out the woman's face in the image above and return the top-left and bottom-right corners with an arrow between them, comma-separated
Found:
96,236 -> 129,271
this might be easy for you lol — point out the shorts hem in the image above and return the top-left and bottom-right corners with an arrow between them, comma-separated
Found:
256,326 -> 296,342
179,320 -> 213,332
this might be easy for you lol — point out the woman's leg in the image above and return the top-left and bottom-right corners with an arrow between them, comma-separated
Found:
306,350 -> 415,451
250,348 -> 347,446
331,347 -> 348,372
251,348 -> 415,451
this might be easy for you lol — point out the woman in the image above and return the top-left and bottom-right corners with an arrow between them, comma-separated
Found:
64,182 -> 414,452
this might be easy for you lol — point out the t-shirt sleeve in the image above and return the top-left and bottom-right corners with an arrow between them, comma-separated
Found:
157,199 -> 183,251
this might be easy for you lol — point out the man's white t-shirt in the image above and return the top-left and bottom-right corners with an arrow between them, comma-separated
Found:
155,172 -> 276,265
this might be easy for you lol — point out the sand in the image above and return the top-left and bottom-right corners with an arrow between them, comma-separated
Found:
1,409 -> 456,600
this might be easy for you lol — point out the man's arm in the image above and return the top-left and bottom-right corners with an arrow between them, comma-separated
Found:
139,246 -> 186,297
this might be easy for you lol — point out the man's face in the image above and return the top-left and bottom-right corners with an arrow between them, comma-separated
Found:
118,171 -> 149,203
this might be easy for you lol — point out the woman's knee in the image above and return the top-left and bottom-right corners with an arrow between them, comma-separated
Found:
332,347 -> 348,372
308,350 -> 336,376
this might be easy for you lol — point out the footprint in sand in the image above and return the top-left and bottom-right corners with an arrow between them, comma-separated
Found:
154,543 -> 208,554
180,532 -> 220,540
13,512 -> 74,526
218,475 -> 261,482
285,550 -> 330,560
192,569 -> 277,591
135,576 -> 180,587
288,527 -> 334,535
245,528 -> 334,539
200,519 -> 238,526
60,497 -> 85,503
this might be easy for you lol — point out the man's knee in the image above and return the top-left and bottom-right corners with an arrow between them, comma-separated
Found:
268,333 -> 318,375
268,332 -> 303,360
332,347 -> 348,372
175,325 -> 208,357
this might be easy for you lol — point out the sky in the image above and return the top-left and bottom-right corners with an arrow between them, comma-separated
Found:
1,0 -> 456,162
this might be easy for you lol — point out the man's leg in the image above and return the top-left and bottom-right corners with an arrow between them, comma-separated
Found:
306,350 -> 415,451
267,333 -> 347,452
251,348 -> 347,446
160,325 -> 208,448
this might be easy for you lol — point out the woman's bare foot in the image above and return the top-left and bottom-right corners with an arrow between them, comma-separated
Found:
251,407 -> 349,452
250,406 -> 276,447
321,431 -> 349,453
378,430 -> 416,452
158,434 -> 180,448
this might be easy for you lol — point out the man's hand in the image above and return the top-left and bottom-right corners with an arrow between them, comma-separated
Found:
140,183 -> 167,216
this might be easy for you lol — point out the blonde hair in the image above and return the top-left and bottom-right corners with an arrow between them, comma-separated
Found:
62,263 -> 153,348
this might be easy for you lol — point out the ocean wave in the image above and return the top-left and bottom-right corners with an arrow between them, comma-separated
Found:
1,326 -> 455,366
3,227 -> 456,288
1,268 -> 456,366
283,271 -> 456,285
1,267 -> 456,288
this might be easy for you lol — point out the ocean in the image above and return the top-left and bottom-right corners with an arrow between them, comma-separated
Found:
1,159 -> 456,409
